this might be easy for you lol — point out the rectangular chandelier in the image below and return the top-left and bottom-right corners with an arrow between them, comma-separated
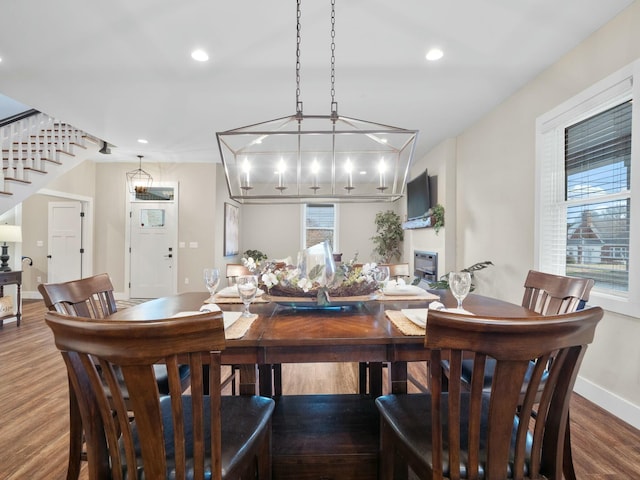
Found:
216,113 -> 418,204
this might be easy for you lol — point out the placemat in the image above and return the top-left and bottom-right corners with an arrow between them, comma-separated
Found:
225,313 -> 258,340
376,291 -> 440,302
385,310 -> 425,336
172,310 -> 258,340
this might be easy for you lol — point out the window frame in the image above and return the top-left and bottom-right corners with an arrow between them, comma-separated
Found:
535,60 -> 640,318
301,203 -> 339,252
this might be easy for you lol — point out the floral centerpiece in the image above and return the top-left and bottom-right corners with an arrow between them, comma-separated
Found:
242,242 -> 383,301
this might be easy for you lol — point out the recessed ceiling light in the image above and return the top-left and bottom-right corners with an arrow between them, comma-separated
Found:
137,138 -> 148,144
426,48 -> 444,61
191,49 -> 209,62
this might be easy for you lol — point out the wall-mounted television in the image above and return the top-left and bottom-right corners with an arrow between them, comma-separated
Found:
406,169 -> 432,220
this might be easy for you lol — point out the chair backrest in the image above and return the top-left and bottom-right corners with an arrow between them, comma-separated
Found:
45,310 -> 227,480
226,263 -> 251,286
426,306 -> 603,480
38,273 -> 117,318
521,269 -> 594,315
380,263 -> 410,280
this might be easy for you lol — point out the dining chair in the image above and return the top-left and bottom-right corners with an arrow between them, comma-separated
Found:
38,273 -> 190,480
380,262 -> 411,281
376,306 -> 603,480
226,263 -> 251,286
439,270 -> 595,479
45,309 -> 275,480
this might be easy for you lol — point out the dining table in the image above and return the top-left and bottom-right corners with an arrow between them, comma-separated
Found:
105,289 -> 537,479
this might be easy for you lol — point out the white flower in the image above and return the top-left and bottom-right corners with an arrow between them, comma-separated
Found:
298,277 -> 313,292
261,272 -> 278,288
243,257 -> 257,271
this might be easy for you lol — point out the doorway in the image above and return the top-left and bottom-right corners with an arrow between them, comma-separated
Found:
47,201 -> 83,283
129,184 -> 178,298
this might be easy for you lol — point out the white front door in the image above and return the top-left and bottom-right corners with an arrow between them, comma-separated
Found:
129,193 -> 177,298
47,201 -> 82,283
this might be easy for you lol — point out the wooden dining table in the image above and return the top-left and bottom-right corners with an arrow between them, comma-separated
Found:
106,289 -> 537,479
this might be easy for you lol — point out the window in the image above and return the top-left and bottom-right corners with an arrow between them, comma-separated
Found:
536,61 -> 638,317
303,204 -> 337,250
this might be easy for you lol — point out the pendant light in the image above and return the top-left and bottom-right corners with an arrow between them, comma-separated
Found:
216,0 -> 418,204
126,155 -> 153,194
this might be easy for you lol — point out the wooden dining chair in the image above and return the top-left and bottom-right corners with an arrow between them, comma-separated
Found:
376,306 -> 603,480
226,263 -> 251,286
380,262 -> 411,281
439,270 -> 595,479
45,309 -> 275,480
38,273 -> 190,480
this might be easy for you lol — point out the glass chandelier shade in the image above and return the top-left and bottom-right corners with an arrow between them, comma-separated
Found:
217,113 -> 418,204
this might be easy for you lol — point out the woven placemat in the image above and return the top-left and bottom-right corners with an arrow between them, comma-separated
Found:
385,310 -> 425,336
225,313 -> 258,340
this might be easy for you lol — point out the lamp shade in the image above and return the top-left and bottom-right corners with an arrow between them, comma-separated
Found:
0,225 -> 22,243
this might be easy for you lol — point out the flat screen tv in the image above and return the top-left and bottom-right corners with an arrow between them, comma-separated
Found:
407,169 -> 431,220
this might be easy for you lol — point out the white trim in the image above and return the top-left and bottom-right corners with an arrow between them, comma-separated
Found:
574,376 -> 640,430
535,59 -> 639,318
33,188 -> 94,279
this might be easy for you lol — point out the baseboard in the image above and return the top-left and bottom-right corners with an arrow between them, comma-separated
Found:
574,375 -> 640,430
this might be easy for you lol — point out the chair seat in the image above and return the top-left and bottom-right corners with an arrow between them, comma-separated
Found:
122,395 -> 275,479
375,393 -> 532,479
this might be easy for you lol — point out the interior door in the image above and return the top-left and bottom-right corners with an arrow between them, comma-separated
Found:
129,193 -> 177,298
47,201 -> 82,283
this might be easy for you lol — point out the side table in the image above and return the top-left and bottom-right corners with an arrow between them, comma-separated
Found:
0,270 -> 22,327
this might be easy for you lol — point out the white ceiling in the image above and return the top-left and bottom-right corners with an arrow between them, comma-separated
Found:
0,0 -> 634,164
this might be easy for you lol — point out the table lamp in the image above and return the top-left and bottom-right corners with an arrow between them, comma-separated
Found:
0,225 -> 22,272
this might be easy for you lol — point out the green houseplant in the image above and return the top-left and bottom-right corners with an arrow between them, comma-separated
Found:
430,203 -> 445,234
371,210 -> 404,263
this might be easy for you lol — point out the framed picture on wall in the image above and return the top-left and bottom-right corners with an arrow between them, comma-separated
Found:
224,202 -> 239,256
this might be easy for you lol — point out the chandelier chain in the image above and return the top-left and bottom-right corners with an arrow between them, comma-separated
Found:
330,0 -> 337,116
296,0 -> 302,115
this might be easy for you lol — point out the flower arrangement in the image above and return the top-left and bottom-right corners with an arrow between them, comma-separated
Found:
242,254 -> 382,299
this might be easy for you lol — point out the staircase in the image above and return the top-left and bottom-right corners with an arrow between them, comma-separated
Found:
0,111 -> 101,213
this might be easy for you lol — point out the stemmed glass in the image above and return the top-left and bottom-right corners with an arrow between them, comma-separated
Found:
375,265 -> 390,291
236,275 -> 259,317
204,268 -> 220,302
449,271 -> 472,310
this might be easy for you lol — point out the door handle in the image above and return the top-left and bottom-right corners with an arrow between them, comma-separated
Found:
164,254 -> 173,258
47,255 -> 52,259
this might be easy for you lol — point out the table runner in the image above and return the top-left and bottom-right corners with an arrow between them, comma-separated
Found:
385,310 -> 425,336
208,295 -> 269,304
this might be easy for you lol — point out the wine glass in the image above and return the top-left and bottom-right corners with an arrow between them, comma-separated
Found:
375,265 -> 390,290
449,271 -> 472,310
236,275 -> 259,317
204,268 -> 220,302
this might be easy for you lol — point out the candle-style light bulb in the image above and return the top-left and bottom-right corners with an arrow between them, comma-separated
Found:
241,158 -> 252,191
310,159 -> 320,192
276,158 -> 287,191
377,158 -> 387,191
344,158 -> 354,191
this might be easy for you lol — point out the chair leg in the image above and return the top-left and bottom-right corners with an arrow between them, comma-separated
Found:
67,382 -> 83,480
359,362 -> 368,393
563,413 -> 577,480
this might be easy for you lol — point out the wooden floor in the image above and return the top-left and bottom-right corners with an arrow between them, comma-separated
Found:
1,300 -> 639,479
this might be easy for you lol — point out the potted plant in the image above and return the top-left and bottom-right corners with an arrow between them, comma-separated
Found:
371,210 -> 404,263
430,204 -> 445,234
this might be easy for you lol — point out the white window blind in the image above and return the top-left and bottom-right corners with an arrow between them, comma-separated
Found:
304,204 -> 336,249
536,61 -> 638,318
